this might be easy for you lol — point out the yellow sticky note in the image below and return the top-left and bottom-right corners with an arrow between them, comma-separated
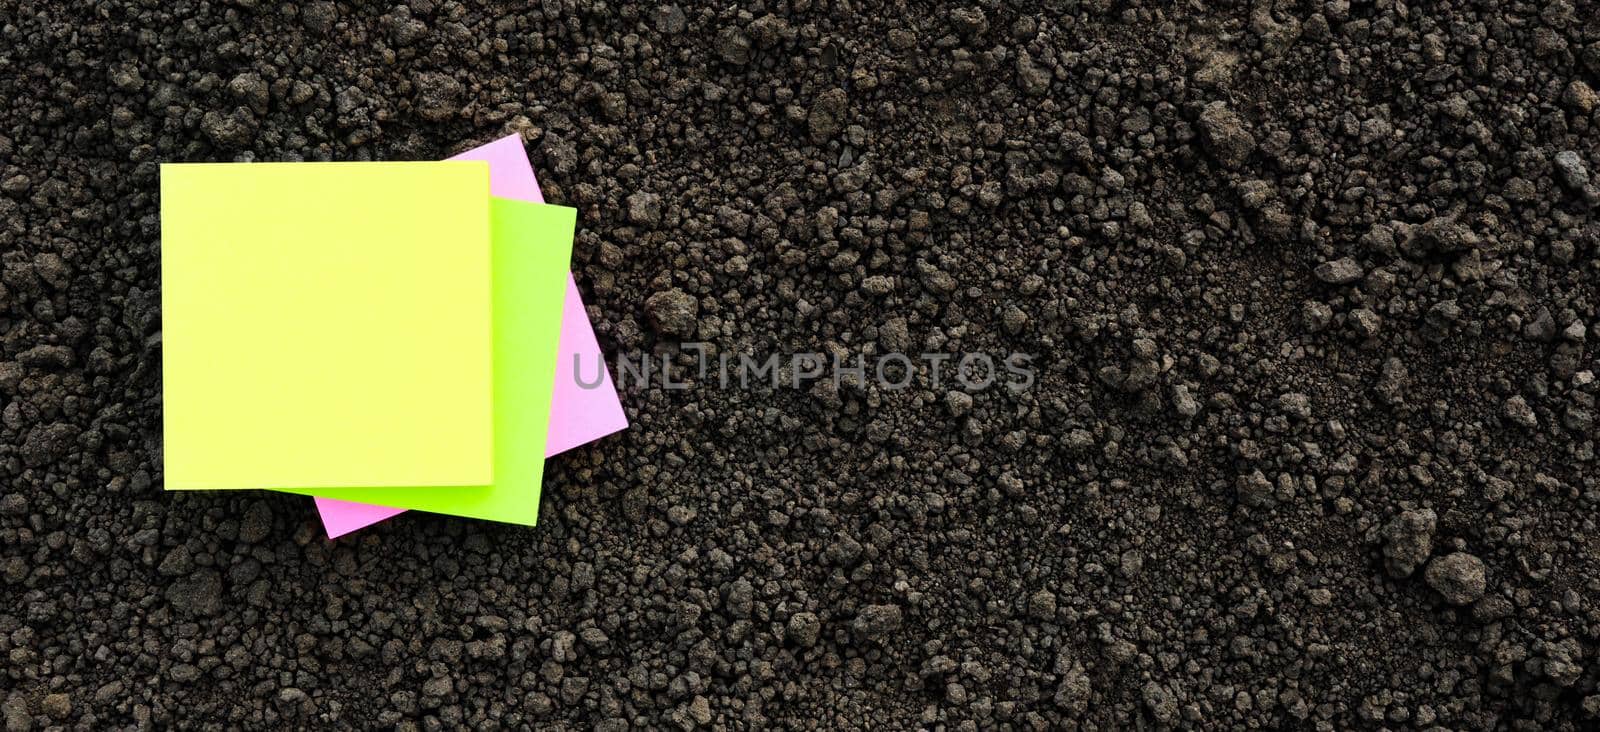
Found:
160,162 -> 493,490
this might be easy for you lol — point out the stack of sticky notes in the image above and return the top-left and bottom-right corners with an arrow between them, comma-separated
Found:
161,135 -> 627,538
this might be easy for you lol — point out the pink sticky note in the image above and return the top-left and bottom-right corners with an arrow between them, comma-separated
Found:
313,135 -> 628,538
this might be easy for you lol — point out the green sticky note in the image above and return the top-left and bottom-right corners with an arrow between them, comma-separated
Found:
161,162 -> 494,490
278,198 -> 576,525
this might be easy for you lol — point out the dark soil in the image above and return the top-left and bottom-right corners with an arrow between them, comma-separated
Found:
2,1 -> 1599,729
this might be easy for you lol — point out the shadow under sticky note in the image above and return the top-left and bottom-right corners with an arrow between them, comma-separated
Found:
160,161 -> 494,490
312,136 -> 628,537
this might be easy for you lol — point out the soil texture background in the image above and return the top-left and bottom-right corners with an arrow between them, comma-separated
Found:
2,0 -> 1600,729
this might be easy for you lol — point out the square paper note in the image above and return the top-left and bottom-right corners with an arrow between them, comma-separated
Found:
161,161 -> 493,490
280,198 -> 576,526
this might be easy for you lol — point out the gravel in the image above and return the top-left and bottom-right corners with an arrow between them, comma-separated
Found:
1381,508 -> 1437,579
643,287 -> 699,338
1197,101 -> 1255,170
1426,552 -> 1489,606
1313,256 -> 1364,285
1,1 -> 1597,729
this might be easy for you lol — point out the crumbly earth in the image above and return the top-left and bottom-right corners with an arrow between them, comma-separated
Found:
1,1 -> 1598,730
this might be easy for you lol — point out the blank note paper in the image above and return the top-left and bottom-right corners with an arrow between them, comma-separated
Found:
160,161 -> 494,490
